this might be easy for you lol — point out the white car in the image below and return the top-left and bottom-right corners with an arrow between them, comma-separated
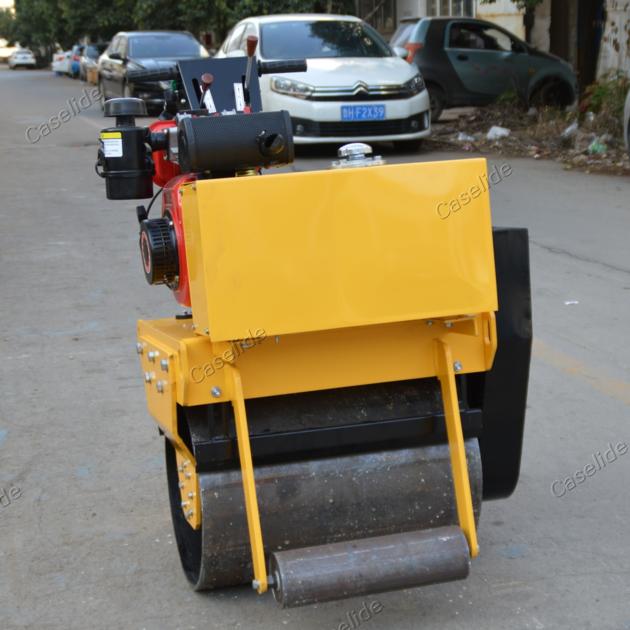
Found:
51,50 -> 72,75
8,49 -> 36,69
216,14 -> 431,147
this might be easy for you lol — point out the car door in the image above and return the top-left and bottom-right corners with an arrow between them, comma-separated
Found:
110,35 -> 128,96
444,21 -> 525,101
100,37 -> 120,94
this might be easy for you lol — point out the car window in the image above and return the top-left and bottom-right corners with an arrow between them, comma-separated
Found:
107,37 -> 119,55
448,22 -> 514,52
129,33 -> 201,58
390,22 -> 416,47
225,24 -> 246,53
261,20 -> 393,59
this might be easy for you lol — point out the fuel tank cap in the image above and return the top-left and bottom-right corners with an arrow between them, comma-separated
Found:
331,142 -> 385,169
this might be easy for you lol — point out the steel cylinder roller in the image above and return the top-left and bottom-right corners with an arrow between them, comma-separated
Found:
96,41 -> 532,613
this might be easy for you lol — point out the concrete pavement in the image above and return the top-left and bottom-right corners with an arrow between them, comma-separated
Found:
1,67 -> 629,630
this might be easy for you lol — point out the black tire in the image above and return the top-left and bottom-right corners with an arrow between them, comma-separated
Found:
530,80 -> 573,108
393,139 -> 423,152
427,85 -> 445,123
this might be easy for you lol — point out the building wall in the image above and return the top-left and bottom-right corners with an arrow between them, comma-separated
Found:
476,0 -> 524,39
597,1 -> 630,77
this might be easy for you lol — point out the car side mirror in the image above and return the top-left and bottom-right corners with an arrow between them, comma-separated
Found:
393,46 -> 408,59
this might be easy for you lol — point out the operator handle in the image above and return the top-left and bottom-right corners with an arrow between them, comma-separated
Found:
258,59 -> 307,75
127,67 -> 179,82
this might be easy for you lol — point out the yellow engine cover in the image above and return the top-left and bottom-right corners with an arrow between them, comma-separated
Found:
182,158 -> 497,342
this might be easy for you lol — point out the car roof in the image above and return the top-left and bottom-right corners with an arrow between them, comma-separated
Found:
116,31 -> 195,37
244,14 -> 361,24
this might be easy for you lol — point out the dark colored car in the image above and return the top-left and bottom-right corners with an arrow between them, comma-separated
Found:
80,43 -> 108,81
390,17 -> 577,121
98,31 -> 208,111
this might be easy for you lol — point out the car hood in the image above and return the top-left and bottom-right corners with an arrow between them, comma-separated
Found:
129,57 -> 200,70
278,57 -> 419,86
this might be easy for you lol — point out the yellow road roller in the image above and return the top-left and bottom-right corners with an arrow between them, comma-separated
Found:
96,47 -> 531,608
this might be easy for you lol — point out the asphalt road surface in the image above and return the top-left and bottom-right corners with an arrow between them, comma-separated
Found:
1,67 -> 629,630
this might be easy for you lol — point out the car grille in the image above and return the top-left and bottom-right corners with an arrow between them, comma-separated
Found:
292,113 -> 428,138
310,83 -> 414,102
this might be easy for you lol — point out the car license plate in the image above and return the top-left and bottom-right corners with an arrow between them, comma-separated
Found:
341,105 -> 386,121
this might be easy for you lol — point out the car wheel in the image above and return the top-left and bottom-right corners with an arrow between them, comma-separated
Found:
393,139 -> 423,152
427,85 -> 445,123
530,80 -> 573,108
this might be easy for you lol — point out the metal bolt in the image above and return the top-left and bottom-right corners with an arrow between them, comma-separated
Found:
445,321 -> 453,329
147,350 -> 158,362
178,482 -> 184,489
426,320 -> 433,327
156,381 -> 165,393
144,371 -> 153,383
453,361 -> 463,372
177,465 -> 183,473
211,386 -> 222,398
188,492 -> 195,499
181,501 -> 189,508
185,510 -> 194,518
160,359 -> 169,372
185,472 -> 192,479
136,343 -> 144,354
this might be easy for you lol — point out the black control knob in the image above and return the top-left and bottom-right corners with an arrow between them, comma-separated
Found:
139,217 -> 178,285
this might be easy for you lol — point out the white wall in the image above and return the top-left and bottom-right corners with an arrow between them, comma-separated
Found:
397,0 -> 426,20
476,0 -> 525,39
597,1 -> 630,77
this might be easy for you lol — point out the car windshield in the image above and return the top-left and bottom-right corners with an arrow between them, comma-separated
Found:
129,34 -> 201,58
260,20 -> 393,59
390,22 -> 417,47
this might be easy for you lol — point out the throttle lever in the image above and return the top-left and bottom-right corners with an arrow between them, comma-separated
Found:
244,35 -> 258,108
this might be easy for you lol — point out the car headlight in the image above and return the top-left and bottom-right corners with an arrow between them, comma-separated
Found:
405,73 -> 425,95
270,76 -> 314,100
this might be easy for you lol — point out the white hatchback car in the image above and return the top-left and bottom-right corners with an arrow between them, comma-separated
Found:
216,14 -> 431,147
8,49 -> 36,69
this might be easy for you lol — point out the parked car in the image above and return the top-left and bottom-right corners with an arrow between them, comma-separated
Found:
216,14 -> 430,148
390,17 -> 577,121
70,44 -> 84,78
8,49 -> 36,69
625,88 -> 630,159
51,50 -> 72,75
0,44 -> 19,63
80,43 -> 108,81
98,31 -> 208,112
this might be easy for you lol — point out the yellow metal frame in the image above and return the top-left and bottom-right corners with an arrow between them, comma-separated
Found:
136,157 -> 499,590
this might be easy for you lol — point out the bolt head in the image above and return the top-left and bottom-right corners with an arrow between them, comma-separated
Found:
144,371 -> 152,383
136,343 -> 144,354
453,361 -> 463,372
160,359 -> 169,372
156,381 -> 165,393
211,386 -> 222,398
445,321 -> 453,328
188,492 -> 194,499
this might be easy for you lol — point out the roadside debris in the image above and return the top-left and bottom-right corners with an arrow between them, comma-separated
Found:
486,125 -> 511,141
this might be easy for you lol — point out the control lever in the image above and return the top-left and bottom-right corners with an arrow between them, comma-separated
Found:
244,35 -> 258,109
200,72 -> 217,113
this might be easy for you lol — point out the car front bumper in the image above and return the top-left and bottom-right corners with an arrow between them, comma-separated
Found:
263,88 -> 431,144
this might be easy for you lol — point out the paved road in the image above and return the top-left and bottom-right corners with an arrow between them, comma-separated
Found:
1,68 -> 629,630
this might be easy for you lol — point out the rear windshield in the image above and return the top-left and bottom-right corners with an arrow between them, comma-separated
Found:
390,22 -> 417,47
260,20 -> 393,59
86,44 -> 107,58
129,34 -> 201,58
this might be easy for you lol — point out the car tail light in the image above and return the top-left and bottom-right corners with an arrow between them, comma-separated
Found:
404,42 -> 423,62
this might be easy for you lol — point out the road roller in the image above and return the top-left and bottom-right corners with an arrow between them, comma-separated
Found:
95,38 -> 532,608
